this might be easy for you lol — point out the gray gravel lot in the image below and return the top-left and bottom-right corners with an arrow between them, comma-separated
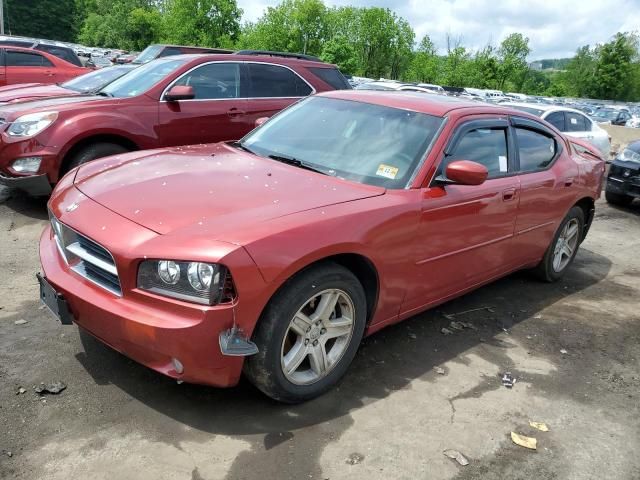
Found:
1,185 -> 639,480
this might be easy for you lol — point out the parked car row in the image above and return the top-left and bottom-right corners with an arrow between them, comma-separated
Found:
0,42 -> 609,403
0,52 -> 350,195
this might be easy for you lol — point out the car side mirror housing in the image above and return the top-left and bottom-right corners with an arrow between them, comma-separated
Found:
437,160 -> 488,186
255,117 -> 269,127
165,85 -> 195,102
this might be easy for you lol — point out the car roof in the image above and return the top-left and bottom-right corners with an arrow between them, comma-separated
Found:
319,90 -> 515,117
171,53 -> 333,67
500,102 -> 589,116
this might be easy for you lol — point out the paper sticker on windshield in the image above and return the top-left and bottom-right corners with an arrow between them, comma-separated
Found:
376,164 -> 399,179
498,155 -> 508,172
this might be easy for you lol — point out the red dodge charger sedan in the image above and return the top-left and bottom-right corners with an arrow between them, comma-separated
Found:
39,91 -> 605,402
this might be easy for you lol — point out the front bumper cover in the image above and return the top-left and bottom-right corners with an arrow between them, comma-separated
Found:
0,172 -> 52,196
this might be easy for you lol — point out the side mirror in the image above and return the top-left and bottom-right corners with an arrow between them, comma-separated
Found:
165,85 -> 195,102
441,160 -> 488,186
255,117 -> 269,127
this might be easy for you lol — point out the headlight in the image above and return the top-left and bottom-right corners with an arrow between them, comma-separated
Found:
11,156 -> 42,173
618,148 -> 640,163
7,111 -> 58,137
137,259 -> 233,305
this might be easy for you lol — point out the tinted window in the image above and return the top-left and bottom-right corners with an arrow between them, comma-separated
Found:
308,67 -> 351,89
248,64 -> 312,97
447,128 -> 509,178
566,112 -> 588,132
36,45 -> 82,67
545,111 -> 566,131
516,128 -> 556,172
173,63 -> 240,99
158,47 -> 183,58
0,40 -> 33,48
6,51 -> 52,67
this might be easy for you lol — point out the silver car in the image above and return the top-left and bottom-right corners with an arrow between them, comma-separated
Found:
502,103 -> 611,158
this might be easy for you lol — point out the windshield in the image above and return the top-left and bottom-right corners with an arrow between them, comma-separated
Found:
241,96 -> 444,188
132,45 -> 163,64
100,58 -> 185,98
61,66 -> 135,93
508,105 -> 545,116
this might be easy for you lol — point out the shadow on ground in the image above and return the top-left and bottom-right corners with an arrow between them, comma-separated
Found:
69,247 -> 614,480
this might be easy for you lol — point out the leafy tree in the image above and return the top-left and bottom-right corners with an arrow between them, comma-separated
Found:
5,0 -> 79,42
591,33 -> 637,101
406,35 -> 439,83
320,38 -> 358,74
162,0 -> 242,47
496,33 -> 530,90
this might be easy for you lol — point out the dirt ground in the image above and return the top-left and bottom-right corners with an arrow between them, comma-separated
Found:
602,124 -> 640,156
1,184 -> 639,480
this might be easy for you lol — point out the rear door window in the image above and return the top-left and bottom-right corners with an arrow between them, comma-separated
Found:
6,50 -> 53,67
566,112 -> 588,132
158,47 -> 183,58
515,127 -> 557,172
247,63 -> 312,98
307,67 -> 351,89
545,111 -> 566,131
36,45 -> 82,67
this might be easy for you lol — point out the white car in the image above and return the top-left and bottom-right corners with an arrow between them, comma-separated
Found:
502,103 -> 611,158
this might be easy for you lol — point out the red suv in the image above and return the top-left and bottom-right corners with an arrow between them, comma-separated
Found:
0,53 -> 350,195
1,46 -> 89,87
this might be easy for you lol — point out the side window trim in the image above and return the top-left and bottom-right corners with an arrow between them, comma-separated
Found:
510,116 -> 564,174
430,117 -> 514,186
246,62 -> 315,99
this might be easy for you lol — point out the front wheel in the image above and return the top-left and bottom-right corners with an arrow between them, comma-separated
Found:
245,263 -> 367,403
63,142 -> 129,174
533,206 -> 585,282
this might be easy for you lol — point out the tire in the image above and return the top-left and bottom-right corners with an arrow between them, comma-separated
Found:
63,142 -> 129,174
533,206 -> 585,282
605,190 -> 634,207
245,262 -> 367,403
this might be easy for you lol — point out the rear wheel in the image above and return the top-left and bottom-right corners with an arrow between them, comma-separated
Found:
605,190 -> 634,207
534,206 -> 584,282
63,142 -> 129,174
245,263 -> 367,403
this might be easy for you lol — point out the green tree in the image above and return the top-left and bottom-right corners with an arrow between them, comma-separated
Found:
5,0 -> 79,42
406,35 -> 439,83
320,38 -> 358,74
162,0 -> 242,47
591,32 -> 638,100
496,33 -> 531,90
564,45 -> 597,97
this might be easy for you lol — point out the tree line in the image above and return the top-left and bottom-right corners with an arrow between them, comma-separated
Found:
6,0 -> 640,101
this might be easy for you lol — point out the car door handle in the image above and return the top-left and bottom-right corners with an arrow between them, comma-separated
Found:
502,188 -> 517,201
564,177 -> 574,187
227,108 -> 246,117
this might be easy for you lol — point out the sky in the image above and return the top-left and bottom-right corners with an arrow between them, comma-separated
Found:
237,0 -> 640,59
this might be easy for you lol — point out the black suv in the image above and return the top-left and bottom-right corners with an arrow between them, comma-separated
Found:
0,35 -> 83,67
605,140 -> 640,206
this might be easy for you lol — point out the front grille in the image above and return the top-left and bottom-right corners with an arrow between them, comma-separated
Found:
50,212 -> 122,296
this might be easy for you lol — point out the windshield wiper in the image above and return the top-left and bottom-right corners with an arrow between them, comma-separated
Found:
230,141 -> 256,155
96,91 -> 113,97
268,154 -> 328,175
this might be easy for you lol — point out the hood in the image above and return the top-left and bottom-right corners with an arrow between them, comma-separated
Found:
0,95 -> 111,119
0,84 -> 72,103
74,143 -> 386,236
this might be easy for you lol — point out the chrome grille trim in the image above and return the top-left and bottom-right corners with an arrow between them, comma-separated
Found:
49,212 -> 122,296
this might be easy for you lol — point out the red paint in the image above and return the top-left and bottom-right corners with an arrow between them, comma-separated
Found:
0,54 -> 341,184
0,47 -> 88,87
40,92 -> 604,387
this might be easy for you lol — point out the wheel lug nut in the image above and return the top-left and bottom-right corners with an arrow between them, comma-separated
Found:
304,339 -> 309,345
320,328 -> 326,334
313,340 -> 318,346
306,326 -> 311,332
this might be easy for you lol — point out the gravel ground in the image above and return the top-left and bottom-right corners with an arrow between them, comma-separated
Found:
0,185 -> 639,480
